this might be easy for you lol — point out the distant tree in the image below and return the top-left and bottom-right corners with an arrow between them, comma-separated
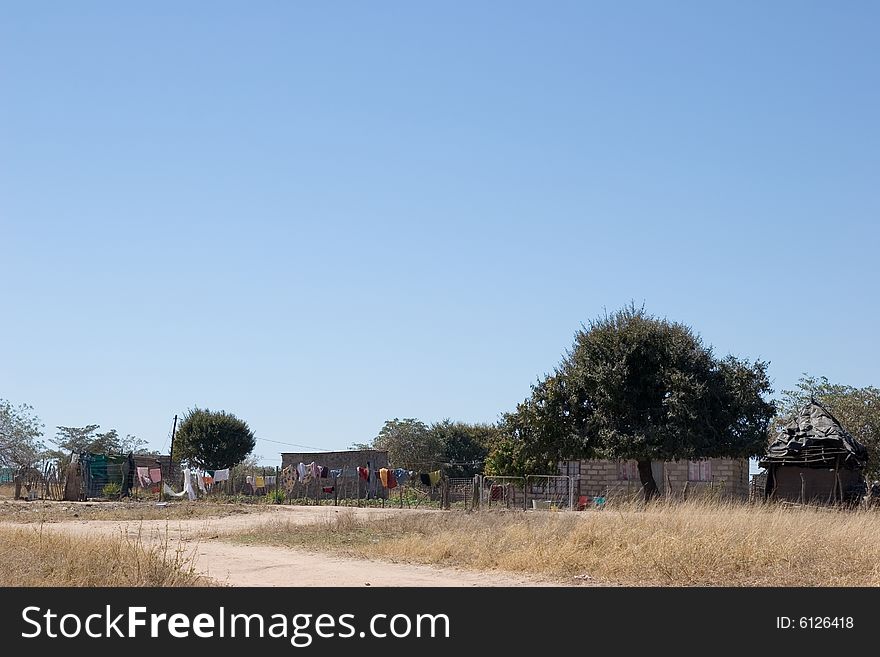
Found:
173,408 -> 256,470
118,433 -> 154,455
487,305 -> 775,500
50,425 -> 152,460
0,400 -> 46,484
52,425 -> 102,457
355,418 -> 443,469
775,374 -> 880,478
429,419 -> 496,478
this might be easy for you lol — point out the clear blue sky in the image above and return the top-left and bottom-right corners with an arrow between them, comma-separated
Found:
2,2 -> 878,464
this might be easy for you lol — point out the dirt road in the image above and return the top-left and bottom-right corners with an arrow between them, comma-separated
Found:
2,506 -> 563,587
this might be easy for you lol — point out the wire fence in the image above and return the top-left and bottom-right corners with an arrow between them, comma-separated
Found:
1,455 -> 582,512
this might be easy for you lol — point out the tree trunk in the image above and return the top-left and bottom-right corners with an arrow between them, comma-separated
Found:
637,459 -> 659,502
13,472 -> 22,500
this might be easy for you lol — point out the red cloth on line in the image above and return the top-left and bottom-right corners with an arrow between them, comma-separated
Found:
386,469 -> 397,490
358,467 -> 368,481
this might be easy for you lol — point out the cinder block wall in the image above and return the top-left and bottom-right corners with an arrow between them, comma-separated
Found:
566,458 -> 749,501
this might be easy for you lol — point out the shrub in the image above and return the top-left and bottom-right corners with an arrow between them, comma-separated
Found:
101,482 -> 122,499
266,488 -> 286,505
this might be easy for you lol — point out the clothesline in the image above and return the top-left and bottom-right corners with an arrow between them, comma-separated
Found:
280,462 -> 444,491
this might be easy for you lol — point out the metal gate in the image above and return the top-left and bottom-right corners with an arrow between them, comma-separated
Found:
446,477 -> 477,510
525,475 -> 573,511
479,476 -> 526,510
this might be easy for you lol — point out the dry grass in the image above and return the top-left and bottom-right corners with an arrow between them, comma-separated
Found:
229,500 -> 880,586
0,524 -> 209,586
0,499 -> 265,523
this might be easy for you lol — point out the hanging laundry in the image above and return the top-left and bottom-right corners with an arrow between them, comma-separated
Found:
310,462 -> 320,479
429,470 -> 441,487
379,468 -> 389,488
320,466 -> 329,478
394,468 -> 410,484
246,475 -> 253,486
203,475 -> 214,486
136,467 -> 152,487
162,482 -> 186,498
329,469 -> 342,479
419,473 -> 431,486
255,475 -> 265,488
182,469 -> 197,501
149,467 -> 162,484
358,467 -> 369,481
213,468 -> 230,482
196,472 -> 207,493
386,469 -> 397,490
297,462 -> 306,481
280,466 -> 297,492
322,486 -> 334,494
265,475 -> 276,485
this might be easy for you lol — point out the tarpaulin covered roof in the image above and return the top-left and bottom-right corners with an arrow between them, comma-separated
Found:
760,399 -> 868,469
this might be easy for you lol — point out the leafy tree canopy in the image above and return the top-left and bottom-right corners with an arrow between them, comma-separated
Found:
173,408 -> 256,470
51,425 -> 151,458
355,418 -> 496,475
0,399 -> 45,471
487,305 -> 775,499
354,418 -> 442,470
429,419 -> 496,478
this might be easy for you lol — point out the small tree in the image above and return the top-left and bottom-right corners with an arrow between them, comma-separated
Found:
52,425 -> 102,458
173,408 -> 256,470
0,400 -> 45,497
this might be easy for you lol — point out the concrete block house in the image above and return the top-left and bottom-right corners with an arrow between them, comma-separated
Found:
559,457 -> 750,501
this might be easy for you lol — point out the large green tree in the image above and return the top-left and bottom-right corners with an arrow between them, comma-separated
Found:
774,375 -> 880,478
488,305 -> 775,500
173,408 -> 256,470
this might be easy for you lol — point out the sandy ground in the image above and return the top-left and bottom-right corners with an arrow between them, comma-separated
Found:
1,505 -> 566,587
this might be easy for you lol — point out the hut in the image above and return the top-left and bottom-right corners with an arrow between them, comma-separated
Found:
62,452 -> 136,500
759,399 -> 868,505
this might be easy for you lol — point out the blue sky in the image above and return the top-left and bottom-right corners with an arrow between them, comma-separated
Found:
2,2 -> 878,464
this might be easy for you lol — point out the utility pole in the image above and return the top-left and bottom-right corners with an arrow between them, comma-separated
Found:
163,414 -> 178,501
169,414 -> 178,463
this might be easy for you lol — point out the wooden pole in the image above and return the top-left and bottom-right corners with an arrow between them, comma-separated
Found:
164,414 -> 178,502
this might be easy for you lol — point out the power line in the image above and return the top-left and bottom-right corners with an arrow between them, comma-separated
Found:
255,437 -> 336,452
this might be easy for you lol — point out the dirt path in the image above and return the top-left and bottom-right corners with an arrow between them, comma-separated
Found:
1,506 -> 564,587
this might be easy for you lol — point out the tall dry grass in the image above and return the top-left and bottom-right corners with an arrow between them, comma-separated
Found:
231,500 -> 880,586
0,525 -> 209,586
